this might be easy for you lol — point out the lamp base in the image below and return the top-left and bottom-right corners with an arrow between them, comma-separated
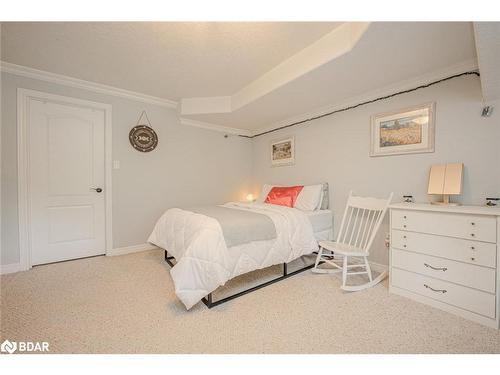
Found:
430,194 -> 461,206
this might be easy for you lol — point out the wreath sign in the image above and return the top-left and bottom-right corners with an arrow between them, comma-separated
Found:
129,110 -> 158,152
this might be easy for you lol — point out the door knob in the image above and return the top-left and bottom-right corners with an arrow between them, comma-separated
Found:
91,187 -> 103,193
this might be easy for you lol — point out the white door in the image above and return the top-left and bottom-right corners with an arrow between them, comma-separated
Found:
28,99 -> 106,265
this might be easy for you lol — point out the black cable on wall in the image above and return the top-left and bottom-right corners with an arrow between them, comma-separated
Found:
239,71 -> 480,139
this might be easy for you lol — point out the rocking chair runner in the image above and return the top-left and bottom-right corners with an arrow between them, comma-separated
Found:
313,191 -> 393,291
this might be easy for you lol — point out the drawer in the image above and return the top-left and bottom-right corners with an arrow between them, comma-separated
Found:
391,268 -> 496,318
392,248 -> 496,293
391,230 -> 497,268
392,209 -> 497,243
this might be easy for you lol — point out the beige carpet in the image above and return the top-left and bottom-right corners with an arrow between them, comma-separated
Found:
1,249 -> 499,354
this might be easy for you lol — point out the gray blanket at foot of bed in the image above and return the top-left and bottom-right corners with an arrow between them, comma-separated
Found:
186,206 -> 277,247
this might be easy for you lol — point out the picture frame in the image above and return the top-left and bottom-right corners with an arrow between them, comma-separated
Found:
270,136 -> 295,166
370,102 -> 435,157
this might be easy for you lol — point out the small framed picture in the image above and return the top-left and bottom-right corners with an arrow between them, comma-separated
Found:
271,136 -> 295,166
370,102 -> 435,157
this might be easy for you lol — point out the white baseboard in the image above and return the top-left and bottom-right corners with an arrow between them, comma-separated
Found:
0,263 -> 23,275
0,244 -> 159,274
107,243 -> 159,257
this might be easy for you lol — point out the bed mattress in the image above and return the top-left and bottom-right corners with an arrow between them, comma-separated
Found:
149,202 -> 321,309
305,209 -> 333,233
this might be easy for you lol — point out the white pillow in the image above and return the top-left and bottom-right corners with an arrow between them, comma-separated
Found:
256,184 -> 274,203
294,184 -> 323,211
317,188 -> 324,210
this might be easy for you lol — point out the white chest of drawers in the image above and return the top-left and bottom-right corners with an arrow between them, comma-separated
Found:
389,203 -> 500,329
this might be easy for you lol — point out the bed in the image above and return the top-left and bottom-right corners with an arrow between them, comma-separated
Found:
148,184 -> 332,309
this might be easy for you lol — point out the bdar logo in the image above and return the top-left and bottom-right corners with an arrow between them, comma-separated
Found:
1,340 -> 49,354
1,340 -> 17,354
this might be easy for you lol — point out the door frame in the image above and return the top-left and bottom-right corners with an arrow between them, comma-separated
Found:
17,88 -> 113,270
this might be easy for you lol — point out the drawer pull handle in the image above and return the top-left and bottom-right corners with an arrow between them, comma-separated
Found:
424,263 -> 447,271
424,284 -> 447,293
403,225 -> 407,228
403,216 -> 407,219
471,222 -> 475,226
470,233 -> 475,237
471,246 -> 475,250
403,235 -> 407,239
471,257 -> 476,261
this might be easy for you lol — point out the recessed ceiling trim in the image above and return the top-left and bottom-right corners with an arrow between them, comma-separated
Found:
231,22 -> 370,111
251,58 -> 479,137
179,22 -> 370,116
0,60 -> 251,136
0,61 -> 178,109
473,22 -> 500,103
181,96 -> 231,115
179,117 -> 252,137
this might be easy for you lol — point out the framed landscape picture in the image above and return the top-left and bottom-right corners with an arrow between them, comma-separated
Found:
271,136 -> 295,166
370,102 -> 435,157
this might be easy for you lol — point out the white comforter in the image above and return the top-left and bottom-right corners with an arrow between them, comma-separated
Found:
148,202 -> 318,309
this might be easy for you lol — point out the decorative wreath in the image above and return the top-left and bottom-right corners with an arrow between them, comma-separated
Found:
129,111 -> 158,152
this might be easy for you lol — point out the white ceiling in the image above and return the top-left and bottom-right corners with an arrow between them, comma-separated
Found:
1,22 -> 479,134
187,22 -> 478,131
0,22 -> 338,99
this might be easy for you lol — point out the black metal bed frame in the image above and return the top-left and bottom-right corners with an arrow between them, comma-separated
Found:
164,250 -> 316,308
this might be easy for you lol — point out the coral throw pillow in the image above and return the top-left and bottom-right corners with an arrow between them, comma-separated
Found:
265,186 -> 304,208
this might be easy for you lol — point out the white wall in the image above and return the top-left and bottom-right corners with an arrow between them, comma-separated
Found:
251,75 -> 500,265
1,72 -> 253,266
2,72 -> 498,269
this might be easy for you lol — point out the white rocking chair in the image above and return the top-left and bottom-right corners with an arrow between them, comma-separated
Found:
313,191 -> 393,291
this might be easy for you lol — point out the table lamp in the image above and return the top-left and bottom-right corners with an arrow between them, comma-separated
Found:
428,163 -> 463,206
246,193 -> 256,202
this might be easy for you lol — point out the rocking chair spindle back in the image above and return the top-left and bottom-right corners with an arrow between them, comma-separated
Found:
313,191 -> 393,291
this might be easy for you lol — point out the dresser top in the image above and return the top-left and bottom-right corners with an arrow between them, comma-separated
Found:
389,202 -> 500,216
